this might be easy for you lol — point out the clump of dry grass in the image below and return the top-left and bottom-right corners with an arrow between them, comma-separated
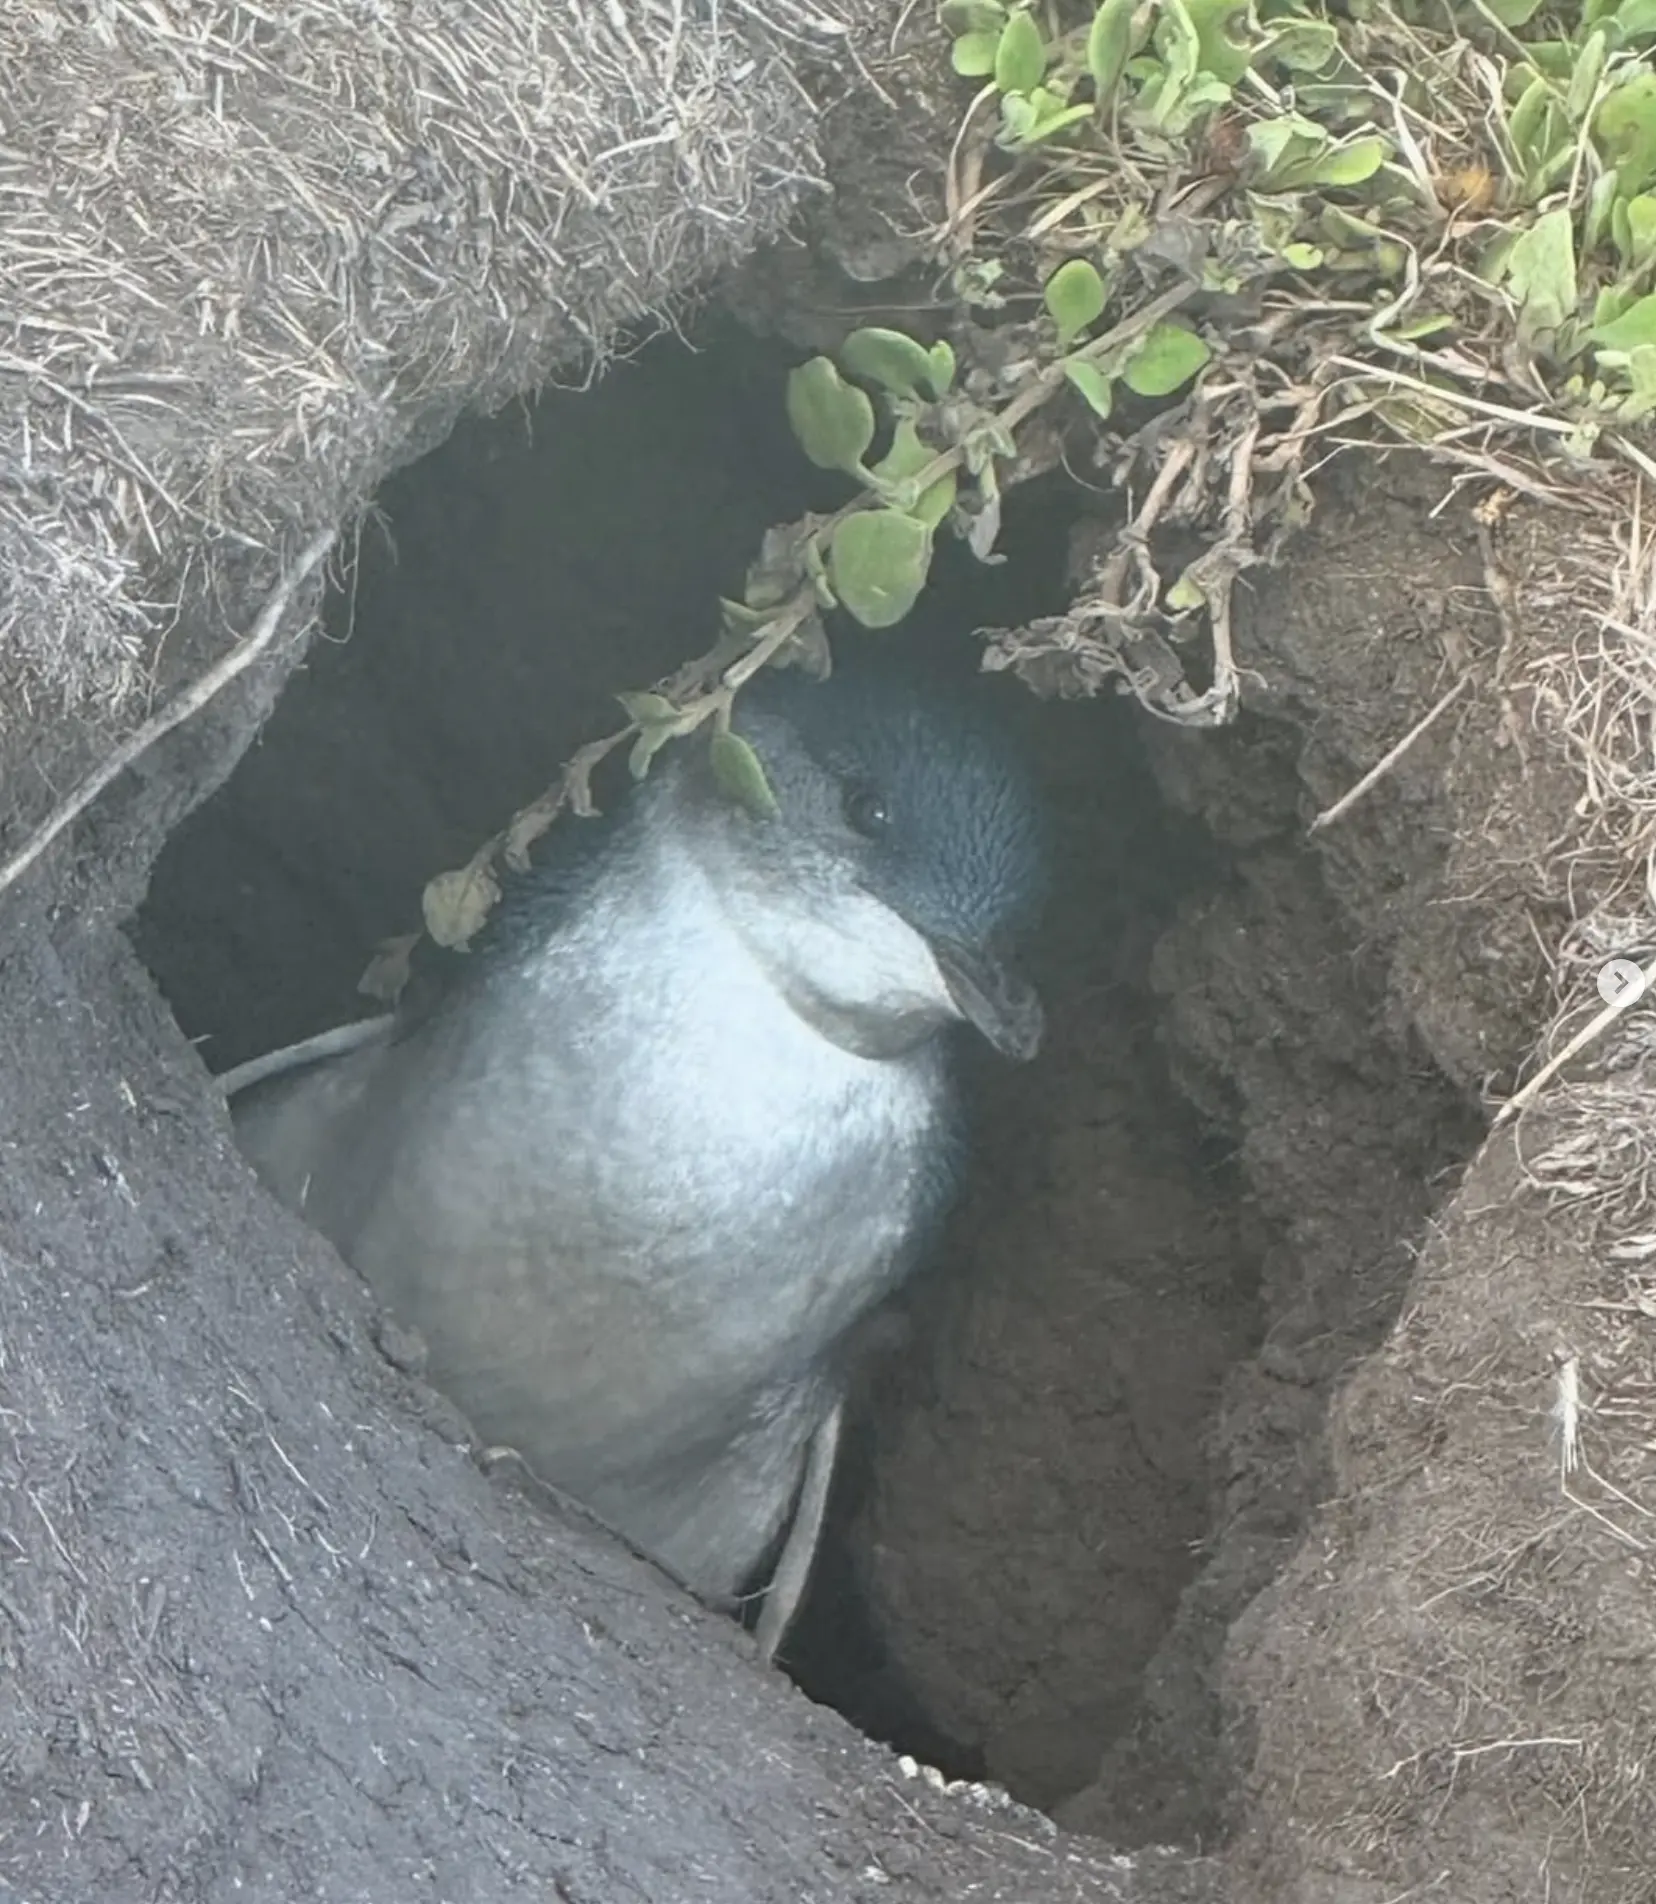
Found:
1491,490 -> 1656,1171
903,1 -> 1656,1150
0,0 -> 862,743
938,8 -> 1656,728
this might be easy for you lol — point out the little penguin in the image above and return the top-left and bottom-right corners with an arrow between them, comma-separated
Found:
225,655 -> 1048,1656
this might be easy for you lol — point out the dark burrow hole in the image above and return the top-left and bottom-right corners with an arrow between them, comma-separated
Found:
132,313 -> 1482,1848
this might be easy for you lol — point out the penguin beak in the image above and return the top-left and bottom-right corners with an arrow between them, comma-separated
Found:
928,937 -> 1044,1062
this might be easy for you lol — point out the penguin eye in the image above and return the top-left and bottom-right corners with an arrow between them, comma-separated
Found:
843,781 -> 891,838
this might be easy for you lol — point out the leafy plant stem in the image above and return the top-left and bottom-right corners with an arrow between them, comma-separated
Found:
1463,0 -> 1539,66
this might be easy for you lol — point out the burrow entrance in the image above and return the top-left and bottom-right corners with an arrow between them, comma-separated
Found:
132,315 -> 1485,1848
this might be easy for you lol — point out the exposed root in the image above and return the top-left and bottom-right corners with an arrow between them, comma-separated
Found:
0,530 -> 336,903
1309,676 -> 1471,836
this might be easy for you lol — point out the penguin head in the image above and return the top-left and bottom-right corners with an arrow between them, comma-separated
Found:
686,654 -> 1049,1063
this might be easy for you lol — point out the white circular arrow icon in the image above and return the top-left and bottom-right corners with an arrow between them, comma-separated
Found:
1597,959 -> 1647,1007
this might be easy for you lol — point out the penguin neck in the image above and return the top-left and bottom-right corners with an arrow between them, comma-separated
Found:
647,784 -> 958,1063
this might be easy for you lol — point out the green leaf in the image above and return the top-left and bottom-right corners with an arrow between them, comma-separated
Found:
710,732 -> 781,819
619,690 -> 697,778
841,327 -> 936,397
1247,113 -> 1330,184
1594,284 -> 1633,332
1063,358 -> 1115,417
1607,190 -> 1656,269
1479,227 -> 1520,287
1392,312 -> 1455,341
1183,0 -> 1252,84
1626,192 -> 1656,266
1568,29 -> 1610,126
1484,0 -> 1546,20
994,6 -> 1045,92
719,597 -> 775,634
1592,291 -> 1656,349
616,691 -> 681,726
1016,98 -> 1094,145
1503,206 -> 1579,340
786,358 -> 876,474
1248,114 -> 1387,191
911,471 -> 958,529
1133,0 -> 1241,136
1177,71 -> 1234,125
1597,73 -> 1656,194
999,92 -> 1037,142
1585,169 -> 1620,255
1087,0 -> 1137,103
828,512 -> 934,629
926,341 -> 957,399
938,0 -> 1006,31
869,419 -> 957,527
1518,39 -> 1574,80
1307,137 -> 1388,186
1563,413 -> 1603,458
1262,20 -> 1340,71
1250,195 -> 1300,252
1614,0 -> 1656,42
629,725 -> 678,779
1044,258 -> 1108,346
1122,322 -> 1211,395
1166,571 -> 1207,611
1295,79 -> 1370,119
868,417 -> 932,486
1319,203 -> 1383,246
952,30 -> 1001,74
1282,242 -> 1324,269
1507,75 -> 1558,168
1156,0 -> 1201,83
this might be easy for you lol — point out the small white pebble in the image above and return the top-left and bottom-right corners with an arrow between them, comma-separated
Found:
892,1754 -> 1018,1813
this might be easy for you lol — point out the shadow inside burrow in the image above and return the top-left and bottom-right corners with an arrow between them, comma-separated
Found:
130,307 -> 1263,1833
